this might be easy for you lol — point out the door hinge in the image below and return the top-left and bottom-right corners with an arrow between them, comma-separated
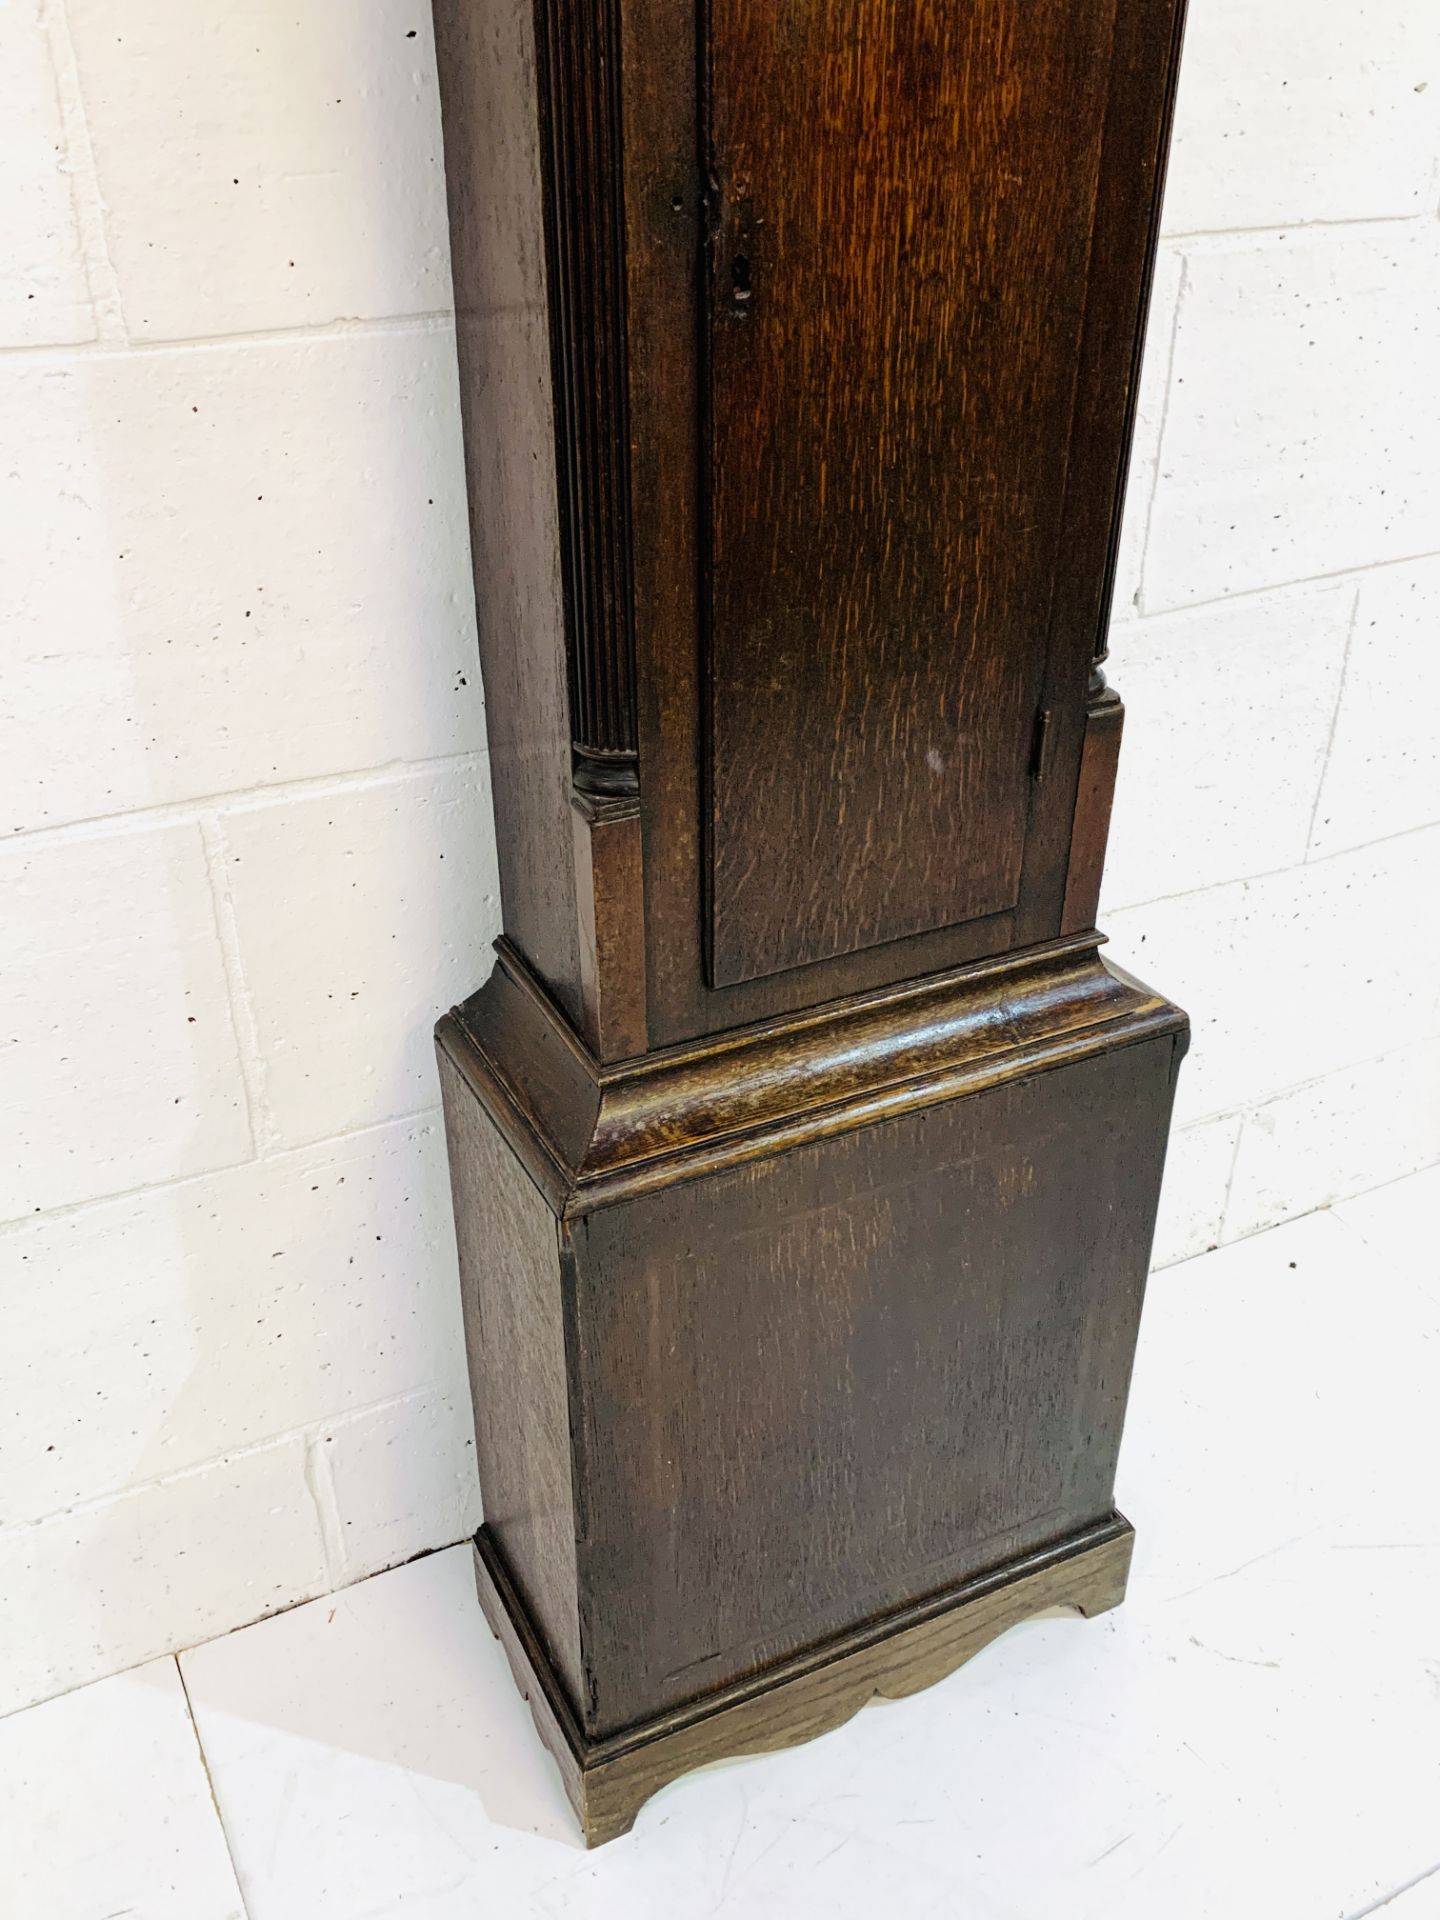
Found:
1028,705 -> 1053,781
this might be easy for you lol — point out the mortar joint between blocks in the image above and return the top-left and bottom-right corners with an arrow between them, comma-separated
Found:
38,0 -> 130,347
1130,248 -> 1189,622
1304,584 -> 1363,862
198,812 -> 280,1159
302,1429 -> 348,1585
1216,1112 -> 1248,1245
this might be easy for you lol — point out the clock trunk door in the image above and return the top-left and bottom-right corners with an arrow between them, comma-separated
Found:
704,0 -> 1118,990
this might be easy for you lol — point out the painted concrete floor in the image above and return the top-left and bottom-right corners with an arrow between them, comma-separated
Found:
4,1166 -> 1438,1920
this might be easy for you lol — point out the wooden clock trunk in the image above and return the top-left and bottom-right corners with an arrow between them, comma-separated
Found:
432,0 -> 1189,1846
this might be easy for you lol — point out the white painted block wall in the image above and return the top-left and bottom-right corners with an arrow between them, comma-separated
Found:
1,2 -> 1436,1715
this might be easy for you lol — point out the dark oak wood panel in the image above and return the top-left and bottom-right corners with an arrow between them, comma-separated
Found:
1063,680 -> 1125,934
570,1035 -> 1176,1732
706,0 -> 1117,986
431,0 -> 1190,1848
1011,0 -> 1189,948
617,0 -> 1186,1041
432,0 -> 583,1025
438,1048 -> 583,1707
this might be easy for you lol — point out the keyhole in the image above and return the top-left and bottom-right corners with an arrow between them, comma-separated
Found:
731,253 -> 752,306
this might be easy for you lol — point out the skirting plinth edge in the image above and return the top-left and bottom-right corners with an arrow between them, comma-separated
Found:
473,1514 -> 1135,1849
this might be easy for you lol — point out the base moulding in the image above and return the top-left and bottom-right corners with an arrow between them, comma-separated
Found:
473,1512 -> 1136,1847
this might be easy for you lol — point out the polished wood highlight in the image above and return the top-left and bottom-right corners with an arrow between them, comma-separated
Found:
432,0 -> 1190,1849
437,935 -> 1183,1215
475,1514 -> 1136,1847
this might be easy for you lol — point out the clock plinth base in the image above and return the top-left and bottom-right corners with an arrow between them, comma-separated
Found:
475,1517 -> 1134,1849
438,940 -> 1184,1850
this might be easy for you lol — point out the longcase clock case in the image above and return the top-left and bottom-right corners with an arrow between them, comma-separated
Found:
432,0 -> 1189,1846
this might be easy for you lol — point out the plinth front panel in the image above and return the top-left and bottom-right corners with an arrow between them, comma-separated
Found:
705,0 -> 1119,987
569,1031 -> 1180,1734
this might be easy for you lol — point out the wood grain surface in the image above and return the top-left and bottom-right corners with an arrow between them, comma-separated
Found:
439,1049 -> 583,1710
431,0 -> 1187,1042
438,933 -> 1186,1214
1063,681 -> 1126,935
439,945 -> 1183,1752
569,1034 -> 1177,1732
431,0 -> 583,1024
430,0 -> 1192,1854
475,1513 -> 1134,1846
706,0 -> 1116,984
